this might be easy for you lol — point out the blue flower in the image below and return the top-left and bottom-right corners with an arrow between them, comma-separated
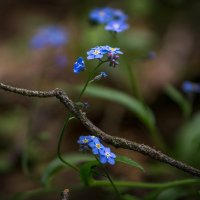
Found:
77,135 -> 116,165
87,46 -> 107,60
89,7 -> 128,25
105,20 -> 129,33
182,81 -> 200,93
88,137 -> 105,155
89,7 -> 113,24
147,51 -> 156,59
92,72 -> 108,82
100,72 -> 107,78
73,57 -> 85,74
112,9 -> 128,21
99,147 -> 116,165
102,46 -> 123,55
77,136 -> 91,145
30,26 -> 68,49
87,45 -> 123,61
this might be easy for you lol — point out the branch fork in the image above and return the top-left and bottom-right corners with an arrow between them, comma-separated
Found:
1,82 -> 200,177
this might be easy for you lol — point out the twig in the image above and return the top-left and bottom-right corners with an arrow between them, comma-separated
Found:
1,82 -> 200,177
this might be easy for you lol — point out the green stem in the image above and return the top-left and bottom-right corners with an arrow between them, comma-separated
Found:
57,61 -> 106,171
77,60 -> 106,100
102,167 -> 122,199
95,156 -> 122,199
124,59 -> 143,101
124,58 -> 167,151
93,179 -> 200,189
57,113 -> 79,172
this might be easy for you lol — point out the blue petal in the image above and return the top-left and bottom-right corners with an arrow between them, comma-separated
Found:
87,55 -> 95,60
108,158 -> 115,165
92,148 -> 99,155
99,148 -> 105,155
100,156 -> 107,164
110,152 -> 116,158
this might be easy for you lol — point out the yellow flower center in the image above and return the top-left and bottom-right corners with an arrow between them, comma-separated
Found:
83,139 -> 88,143
96,143 -> 101,149
110,48 -> 116,51
94,50 -> 100,55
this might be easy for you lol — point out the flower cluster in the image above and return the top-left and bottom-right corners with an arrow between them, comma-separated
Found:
89,7 -> 129,33
73,45 -> 123,74
182,81 -> 200,93
30,25 -> 68,67
87,45 -> 123,67
78,135 -> 116,165
30,25 -> 68,49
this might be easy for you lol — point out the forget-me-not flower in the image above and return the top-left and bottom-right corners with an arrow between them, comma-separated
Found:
92,72 -> 108,82
147,51 -> 157,60
99,147 -> 116,165
87,46 -> 107,60
112,9 -> 128,21
78,136 -> 91,145
100,72 -> 107,78
89,137 -> 105,155
87,45 -> 123,61
30,25 -> 68,49
73,57 -> 85,74
77,135 -> 116,165
105,20 -> 129,33
89,7 -> 129,33
182,81 -> 200,93
102,46 -> 123,55
89,7 -> 114,24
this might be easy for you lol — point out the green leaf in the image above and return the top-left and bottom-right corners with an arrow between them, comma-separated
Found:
175,112 -> 200,167
79,160 -> 99,186
41,153 -> 94,186
156,188 -> 187,200
77,85 -> 155,132
116,155 -> 144,172
165,84 -> 191,118
122,194 -> 139,200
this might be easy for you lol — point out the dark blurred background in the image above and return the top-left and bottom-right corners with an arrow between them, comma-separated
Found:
0,0 -> 200,199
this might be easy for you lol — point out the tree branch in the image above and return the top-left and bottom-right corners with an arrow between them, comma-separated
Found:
1,82 -> 200,177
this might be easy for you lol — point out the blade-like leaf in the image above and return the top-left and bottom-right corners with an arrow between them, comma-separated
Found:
116,155 -> 144,172
122,194 -> 139,200
41,153 -> 94,186
79,160 -> 99,186
175,112 -> 200,167
77,85 -> 155,132
165,84 -> 191,118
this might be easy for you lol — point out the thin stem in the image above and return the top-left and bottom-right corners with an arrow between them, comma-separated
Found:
77,61 -> 106,101
93,178 -> 200,189
57,113 -> 79,172
57,61 -> 106,171
124,59 -> 143,101
103,167 -> 122,198
95,156 -> 122,199
123,58 -> 167,151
